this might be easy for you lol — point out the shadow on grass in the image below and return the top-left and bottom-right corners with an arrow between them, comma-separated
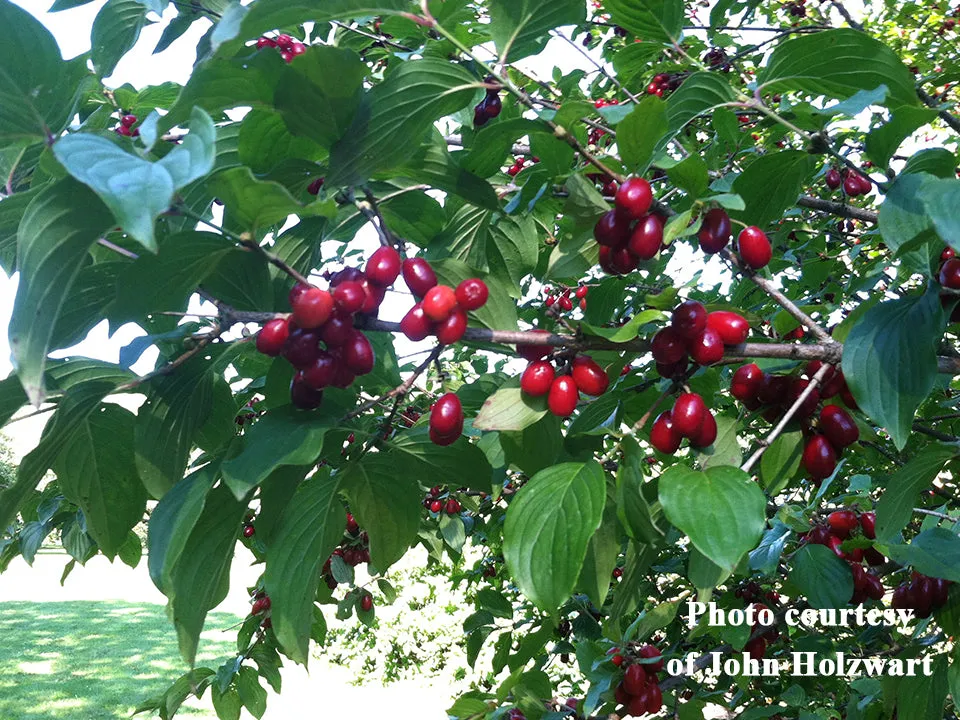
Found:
0,601 -> 243,720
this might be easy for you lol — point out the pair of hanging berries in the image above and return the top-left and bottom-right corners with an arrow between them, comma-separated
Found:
652,300 -> 750,376
256,33 -> 307,62
824,166 -> 872,196
474,75 -> 502,127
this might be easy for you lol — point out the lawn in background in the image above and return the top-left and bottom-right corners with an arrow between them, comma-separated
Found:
0,601 -> 243,720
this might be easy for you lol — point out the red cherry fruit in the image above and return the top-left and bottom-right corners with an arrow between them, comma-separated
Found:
656,359 -> 686,380
342,330 -> 375,375
820,404 -> 859,450
731,363 -> 764,403
820,368 -> 847,398
650,411 -> 682,454
744,637 -> 766,661
826,534 -> 844,558
242,524 -> 255,538
706,311 -> 749,345
940,258 -> 960,289
290,372 -> 324,410
365,247 -> 401,287
435,306 -> 468,344
558,295 -> 574,311
827,509 -> 859,539
757,374 -> 788,405
400,303 -> 433,341
623,663 -> 647,694
256,318 -> 290,356
689,410 -> 717,448
864,574 -> 885,601
429,499 -> 443,513
671,300 -> 707,340
644,683 -> 663,714
521,361 -> 555,397
307,177 -> 324,195
401,258 -> 438,298
548,375 -> 579,417
688,327 -> 724,366
570,355 -> 609,396
651,327 -> 687,365
303,351 -> 338,389
283,327 -> 322,368
518,330 -> 553,361
842,173 -> 862,196
359,279 -> 385,314
445,497 -> 461,514
698,208 -> 732,254
804,360 -> 836,385
825,168 -> 842,189
672,392 -> 707,437
593,210 -> 631,248
328,267 -> 364,288
292,287 -> 334,329
942,247 -> 956,262
737,226 -> 772,269
614,177 -> 653,221
320,313 -> 353,347
626,695 -> 648,718
855,173 -> 873,195
360,594 -> 373,612
786,378 -> 820,418
333,281 -> 366,314
430,393 -> 463,437
120,114 -> 137,128
860,511 -> 876,540
627,214 -> 664,260
637,644 -> 664,673
802,434 -> 837,480
608,247 -> 638,274
455,278 -> 489,311
423,285 -> 458,322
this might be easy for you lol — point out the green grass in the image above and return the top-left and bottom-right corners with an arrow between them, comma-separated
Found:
0,601 -> 243,720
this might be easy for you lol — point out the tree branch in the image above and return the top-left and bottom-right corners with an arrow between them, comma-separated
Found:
796,196 -> 878,223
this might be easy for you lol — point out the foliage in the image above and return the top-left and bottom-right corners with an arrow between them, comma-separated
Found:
3,0 -> 960,718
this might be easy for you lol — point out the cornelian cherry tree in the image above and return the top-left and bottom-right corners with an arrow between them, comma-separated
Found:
3,0 -> 960,717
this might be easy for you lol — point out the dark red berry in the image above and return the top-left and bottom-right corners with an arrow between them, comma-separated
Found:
672,393 -> 707,437
430,393 -> 463,437
706,310 -> 749,345
940,258 -> 960,289
435,306 -> 468,344
342,330 -> 375,375
423,285 -> 458,322
731,363 -> 764,403
689,410 -> 717,448
594,210 -> 632,248
614,177 -> 653,221
820,404 -> 859,450
827,509 -> 859,539
303,351 -> 338,389
292,287 -> 334,329
360,594 -> 373,612
320,313 -> 353,347
290,372 -> 324,410
518,330 -> 553,362
242,524 -> 255,538
365,246 -> 402,287
333,281 -> 366,314
688,327 -> 724,366
671,300 -> 707,339
256,318 -> 290,356
637,645 -> 664,673
698,209 -> 732,254
455,278 -> 489,311
283,327 -> 322,368
860,511 -> 876,540
650,411 -> 681,454
623,664 -> 647,694
802,435 -> 837,480
825,168 -> 842,189
651,327 -> 687,365
627,214 -> 664,260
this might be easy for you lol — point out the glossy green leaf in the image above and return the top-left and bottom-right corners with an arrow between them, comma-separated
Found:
875,447 -> 956,542
788,544 -> 853,609
488,0 -> 586,61
919,178 -> 960,251
885,529 -> 960,583
661,72 -> 738,148
732,151 -> 817,229
759,428 -> 803,492
866,106 -> 939,168
91,0 -> 146,78
618,96 -> 669,172
389,427 -> 494,491
474,387 -> 549,432
577,498 -> 620,607
208,167 -> 334,233
604,0 -> 684,44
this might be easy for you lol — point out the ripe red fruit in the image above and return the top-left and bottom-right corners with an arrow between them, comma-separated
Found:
445,497 -> 461,514
242,525 -> 255,538
706,311 -> 749,345
120,114 -> 137,128
365,246 -> 402,287
650,411 -> 682,454
614,177 -> 653,221
825,168 -> 842,189
626,694 -> 648,718
637,644 -> 664,673
558,295 -> 573,311
303,351 -> 338,389
786,378 -> 820,418
283,327 -> 322,368
275,33 -> 294,50
256,318 -> 290,356
731,364 -> 764,403
521,361 -> 555,397
328,267 -> 364,288
672,393 -> 707,437
757,374 -> 789,405
400,303 -> 433,341
320,313 -> 352,347
423,285 -> 458,322
429,499 -> 443,513
737,226 -> 772,269
307,177 -> 324,195
942,247 -> 956,262
575,285 -> 588,299
698,208 -> 732,254
518,329 -> 553,361
435,306 -> 468,344
744,637 -> 767,661
290,372 -> 324,410
627,214 -> 664,260
864,574 -> 885,601
802,434 -> 837,480
401,258 -> 438,297
842,173 -> 862,196
611,653 -> 624,667
623,664 -> 647,695
570,355 -> 609,396
644,683 -> 663,714
820,404 -> 859,450
455,278 -> 489,311
671,300 -> 707,339
359,279 -> 385,314
430,393 -> 463,439
594,209 -> 631,247
860,511 -> 876,540
333,281 -> 366,314
360,594 -> 373,612
689,410 -> 717,448
651,327 -> 687,365
827,509 -> 859,539
548,375 -> 579,417
342,330 -> 375,375
608,247 -> 638,274
940,258 -> 960,289
688,327 -> 724,366
292,287 -> 334,329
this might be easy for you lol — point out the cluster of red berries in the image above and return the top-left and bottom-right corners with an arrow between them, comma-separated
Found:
703,47 -> 732,72
544,285 -> 588,312
652,301 -> 750,375
428,392 -> 464,446
255,33 -> 307,62
891,571 -> 951,618
474,76 -> 502,127
255,247 -> 405,409
234,397 -> 262,427
588,172 -> 620,198
506,155 -> 538,177
824,166 -> 872,197
398,258 -> 490,344
519,348 -> 609,418
645,73 -> 671,97
594,178 -> 667,275
423,485 -> 462,514
250,590 -> 271,617
938,247 -> 960,289
610,645 -> 664,716
784,0 -> 807,17
803,511 -> 885,602
114,113 -> 140,137
650,391 -> 718,454
801,403 -> 860,481
321,513 -> 371,590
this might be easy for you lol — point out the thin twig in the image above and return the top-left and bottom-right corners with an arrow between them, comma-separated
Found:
341,346 -> 442,422
331,20 -> 413,51
914,507 -> 956,521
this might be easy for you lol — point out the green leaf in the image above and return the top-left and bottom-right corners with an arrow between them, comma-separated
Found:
211,686 -> 242,720
0,185 -> 40,274
503,461 -> 606,611
732,151 -> 817,229
237,110 -> 326,175
396,135 -> 498,210
866,106 -> 939,168
340,453 -> 422,570
875,448 -> 956,542
275,46 -> 366,148
759,428 -> 803,492
488,0 -> 586,61
477,588 -> 514,620
689,546 -> 730,591
50,260 -> 125,351
749,521 -> 791,575
604,0 -> 684,44
462,118 -> 542,178
0,1 -> 91,142
841,290 -> 944,450
440,513 -> 466,552
659,464 -> 766,571
919,178 -> 960,252
328,59 -> 477,186
885,529 -> 960,583
486,214 -> 540,297
904,148 -> 958,178
788,544 -> 853,609
157,107 -> 217,188
616,444 -> 666,543
666,153 -> 710,198
9,179 -> 114,406
661,72 -> 737,148
896,655 -> 948,720
91,0 -> 146,78
879,173 -> 936,256
389,426 -> 494,492
757,29 -> 918,108
117,531 -> 142,569
582,309 -> 664,342
698,415 -> 742,470
222,406 -> 333,500
618,96 -> 669,172
577,499 -> 620,607
474,387 -> 548,432
236,667 -> 267,719
52,404 -> 147,556
209,166 -> 334,233
500,414 -> 564,475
